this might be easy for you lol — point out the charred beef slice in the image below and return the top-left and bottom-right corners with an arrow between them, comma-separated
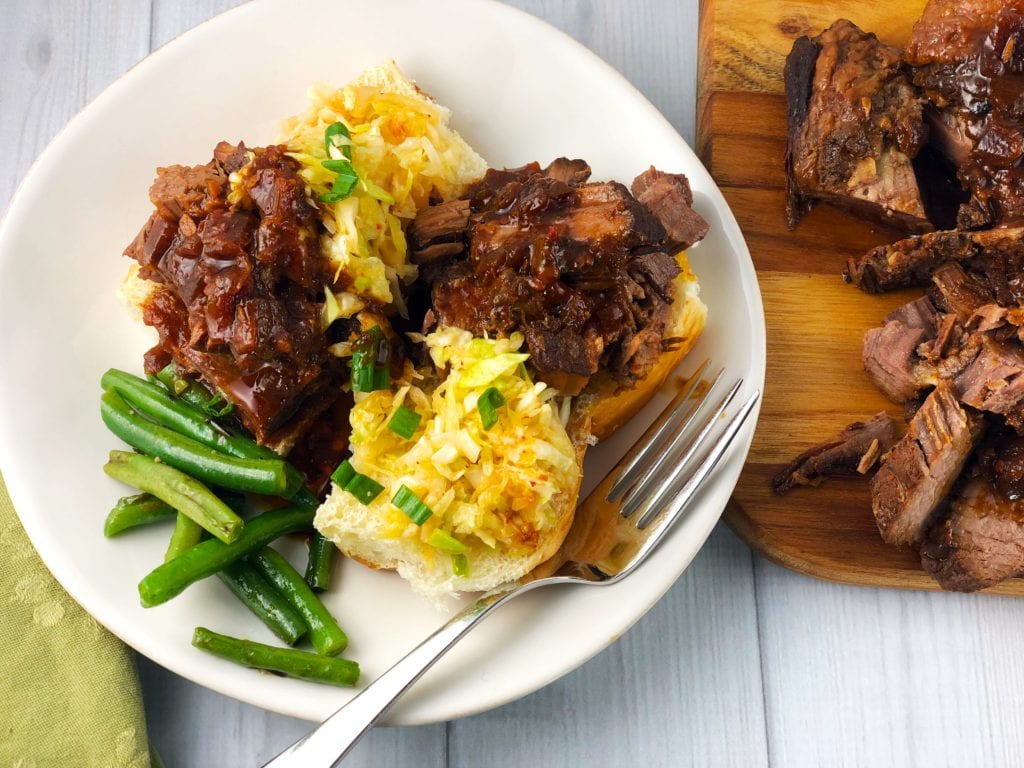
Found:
784,19 -> 931,232
772,412 -> 901,493
870,381 -> 985,546
410,159 -> 708,395
845,226 -> 1024,294
921,475 -> 1024,591
125,142 -> 340,446
921,429 -> 1024,591
905,0 -> 1024,228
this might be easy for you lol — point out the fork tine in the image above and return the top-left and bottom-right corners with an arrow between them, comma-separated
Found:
620,376 -> 742,519
607,360 -> 716,503
609,390 -> 760,583
636,389 -> 761,532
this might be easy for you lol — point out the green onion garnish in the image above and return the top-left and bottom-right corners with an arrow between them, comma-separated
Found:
331,459 -> 356,488
330,459 -> 384,505
319,122 -> 359,203
350,327 -> 390,393
387,406 -> 421,440
346,474 -> 384,505
451,553 -> 470,577
477,387 -> 507,430
324,121 -> 353,160
392,485 -> 433,525
427,529 -> 468,554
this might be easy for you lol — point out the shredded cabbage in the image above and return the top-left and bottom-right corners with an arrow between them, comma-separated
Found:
278,61 -> 487,307
343,328 -> 579,561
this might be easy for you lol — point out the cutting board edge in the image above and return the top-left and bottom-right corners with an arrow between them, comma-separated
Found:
722,502 -> 1024,597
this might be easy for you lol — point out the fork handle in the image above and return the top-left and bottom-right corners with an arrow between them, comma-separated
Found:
262,587 -> 516,768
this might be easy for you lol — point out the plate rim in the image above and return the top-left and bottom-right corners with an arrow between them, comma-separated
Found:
0,0 -> 766,724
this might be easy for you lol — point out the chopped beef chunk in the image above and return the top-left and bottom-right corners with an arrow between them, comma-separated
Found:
544,157 -> 592,185
928,261 -> 993,321
630,168 -> 709,249
921,474 -> 1024,591
411,161 -> 705,395
862,296 -> 940,403
407,199 -> 471,264
845,226 -> 1024,294
125,142 -> 340,446
784,19 -> 931,232
954,338 -> 1024,432
870,381 -> 985,546
772,412 -> 901,493
905,0 -> 1024,227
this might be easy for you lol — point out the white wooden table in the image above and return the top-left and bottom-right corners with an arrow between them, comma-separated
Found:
4,1 -> 1024,765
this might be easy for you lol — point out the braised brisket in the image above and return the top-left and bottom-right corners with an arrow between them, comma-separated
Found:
785,19 -> 931,232
905,0 -> 1024,228
411,160 -> 707,394
871,382 -> 985,545
772,412 -> 901,493
125,142 -> 339,445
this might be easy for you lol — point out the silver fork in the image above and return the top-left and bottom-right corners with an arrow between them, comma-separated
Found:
263,363 -> 760,767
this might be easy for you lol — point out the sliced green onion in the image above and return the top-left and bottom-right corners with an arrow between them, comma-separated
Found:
452,553 -> 470,577
350,327 -> 389,393
330,459 -> 384,505
324,121 -> 352,160
428,529 -> 468,554
392,485 -> 433,525
477,387 -> 507,430
387,406 -> 421,440
319,122 -> 358,203
346,474 -> 384,505
331,460 -> 356,488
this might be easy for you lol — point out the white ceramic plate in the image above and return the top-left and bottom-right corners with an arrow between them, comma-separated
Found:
0,0 -> 764,724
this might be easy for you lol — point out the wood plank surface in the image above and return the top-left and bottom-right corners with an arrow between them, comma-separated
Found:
698,0 -> 1024,595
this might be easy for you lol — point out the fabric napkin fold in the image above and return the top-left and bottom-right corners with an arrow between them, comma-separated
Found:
0,472 -> 155,767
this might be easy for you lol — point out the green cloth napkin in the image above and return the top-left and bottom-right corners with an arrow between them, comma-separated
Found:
0,472 -> 155,767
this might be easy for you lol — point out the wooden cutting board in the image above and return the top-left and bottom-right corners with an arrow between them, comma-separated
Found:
697,0 -> 1024,595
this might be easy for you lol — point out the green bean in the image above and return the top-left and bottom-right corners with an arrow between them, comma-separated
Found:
217,562 -> 308,645
192,627 -> 359,686
304,532 -> 337,591
103,369 -> 319,513
137,506 -> 314,607
104,450 -> 243,544
165,513 -> 204,562
104,493 -> 176,537
101,389 -> 299,498
250,547 -> 348,656
154,364 -> 234,418
102,369 -> 256,459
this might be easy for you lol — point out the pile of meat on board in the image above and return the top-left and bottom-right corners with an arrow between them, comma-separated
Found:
776,0 -> 1024,591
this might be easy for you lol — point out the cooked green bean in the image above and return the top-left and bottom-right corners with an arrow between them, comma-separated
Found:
102,369 -> 256,459
154,364 -> 234,418
165,512 -> 204,562
250,547 -> 348,656
304,532 -> 337,591
104,493 -> 176,537
192,627 -> 359,686
103,369 -> 319,513
101,389 -> 299,497
217,562 -> 308,645
103,450 -> 243,544
137,506 -> 314,607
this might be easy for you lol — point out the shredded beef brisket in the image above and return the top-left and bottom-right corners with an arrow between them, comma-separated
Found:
125,141 -> 339,445
410,159 -> 707,394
